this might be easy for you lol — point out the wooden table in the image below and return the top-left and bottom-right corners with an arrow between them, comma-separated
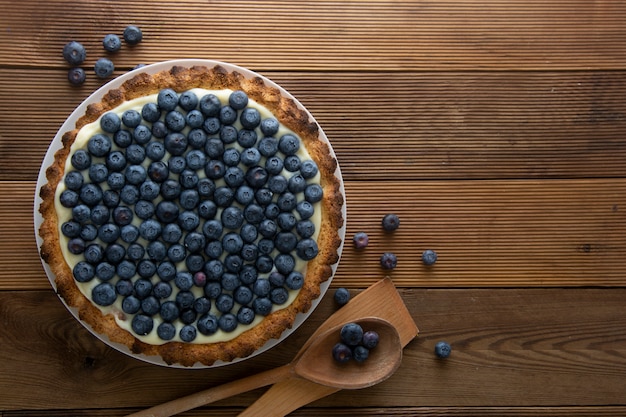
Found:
1,1 -> 625,415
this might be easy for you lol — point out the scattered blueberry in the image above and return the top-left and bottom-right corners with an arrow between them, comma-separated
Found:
353,345 -> 370,363
422,249 -> 438,266
102,34 -> 122,52
380,252 -> 398,270
333,287 -> 351,306
67,67 -> 86,85
362,331 -> 379,349
332,343 -> 352,363
382,213 -> 400,231
63,41 -> 86,66
340,322 -> 364,346
94,58 -> 114,78
434,341 -> 452,358
123,25 -> 143,45
352,232 -> 369,249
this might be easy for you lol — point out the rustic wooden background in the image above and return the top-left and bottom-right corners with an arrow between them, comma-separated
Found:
1,0 -> 625,415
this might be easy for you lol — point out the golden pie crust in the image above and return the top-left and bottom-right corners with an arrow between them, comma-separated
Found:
38,64 -> 344,367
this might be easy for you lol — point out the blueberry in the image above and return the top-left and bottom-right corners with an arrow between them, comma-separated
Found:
270,287 -> 289,305
238,130 -> 258,149
268,175 -> 288,194
296,201 -> 314,220
102,189 -> 121,207
204,259 -> 224,281
353,345 -> 370,363
160,301 -> 180,322
59,189 -> 79,208
80,224 -> 99,241
304,184 -> 323,203
216,293 -> 234,313
237,306 -> 255,325
260,117 -> 279,136
285,271 -> 304,290
275,232 -> 297,253
193,296 -> 211,314
240,147 -> 261,167
181,308 -> 197,325
380,252 -> 398,270
71,149 -> 91,170
174,272 -> 193,291
156,261 -> 176,281
165,110 -> 186,132
362,330 -> 379,349
296,238 -> 319,261
63,41 -> 86,65
382,213 -> 400,231
126,143 -> 146,163
101,33 -> 122,52
234,285 -> 253,306
254,189 -> 273,207
168,156 -> 187,174
253,297 -> 273,316
229,90 -> 248,110
219,105 -> 237,125
245,166 -> 268,189
96,261 -> 116,281
169,244 -> 187,264
87,133 -> 112,157
64,171 -> 84,191
122,109 -> 142,128
94,58 -> 114,78
61,221 -> 81,238
139,219 -> 162,241
179,325 -> 197,342
220,125 -> 238,144
265,156 -> 284,175
123,25 -> 143,45
137,259 -> 157,278
120,184 -> 139,205
202,117 -> 221,135
238,107 -> 260,129
153,281 -> 173,299
224,166 -> 245,188
134,279 -> 153,299
147,241 -> 167,261
105,243 -> 125,264
141,102 -> 160,123
213,186 -> 234,207
258,219 -> 277,239
72,204 -> 91,223
435,341 -> 452,358
265,203 -> 281,220
188,127 -> 207,148
199,94 -> 221,116
205,159 -> 225,180
145,142 -> 165,162
115,279 -> 134,296
198,201 -> 217,221
156,201 -> 179,224
277,192 -> 297,212
80,183 -> 104,206
179,91 -> 198,111
219,314 -> 238,332
197,178 -> 215,199
197,313 -> 219,335
288,174 -> 307,194
106,151 -> 126,172
117,260 -> 137,279
92,282 -> 117,306
114,129 -> 133,148
178,211 -> 200,231
164,132 -> 188,156
157,88 -> 178,112
122,295 -> 141,314
84,243 -> 104,264
204,281 -> 222,299
340,323 -> 364,346
333,288 -> 351,306
120,224 -> 139,243
73,261 -> 95,282
278,134 -> 300,155
353,232 -> 369,249
258,136 -> 279,157
222,232 -> 243,254
157,322 -> 176,341
422,249 -> 438,266
67,238 -> 85,254
300,160 -> 319,179
134,200 -> 155,220
332,343 -> 352,363
131,314 -> 153,336
284,155 -> 301,172
67,67 -> 86,85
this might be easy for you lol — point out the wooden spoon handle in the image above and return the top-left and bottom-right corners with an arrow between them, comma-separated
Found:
125,364 -> 293,417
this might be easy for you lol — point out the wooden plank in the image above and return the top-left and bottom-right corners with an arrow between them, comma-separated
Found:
8,178 -> 626,290
1,69 -> 626,181
0,288 -> 624,411
0,0 -> 625,71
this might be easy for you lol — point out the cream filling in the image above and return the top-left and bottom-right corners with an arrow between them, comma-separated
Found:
55,88 -> 321,345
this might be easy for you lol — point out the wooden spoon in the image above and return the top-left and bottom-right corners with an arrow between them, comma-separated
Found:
126,317 -> 402,417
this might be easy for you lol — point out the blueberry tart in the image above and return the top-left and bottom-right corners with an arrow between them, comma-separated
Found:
38,62 -> 344,367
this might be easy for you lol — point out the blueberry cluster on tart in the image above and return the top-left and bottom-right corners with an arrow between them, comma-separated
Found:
39,64 -> 344,367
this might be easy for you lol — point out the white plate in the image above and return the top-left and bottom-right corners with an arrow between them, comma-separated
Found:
34,59 -> 346,368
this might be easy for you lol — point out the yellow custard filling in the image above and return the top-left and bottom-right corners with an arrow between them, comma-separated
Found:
55,88 -> 321,345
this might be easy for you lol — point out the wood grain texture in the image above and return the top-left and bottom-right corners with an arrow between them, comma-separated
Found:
0,288 -> 624,411
2,69 -> 626,181
0,0 -> 625,71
